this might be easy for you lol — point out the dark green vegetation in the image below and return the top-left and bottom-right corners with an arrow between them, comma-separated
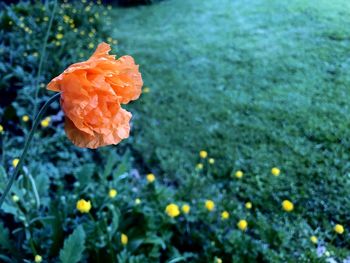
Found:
113,0 -> 350,177
1,0 -> 350,262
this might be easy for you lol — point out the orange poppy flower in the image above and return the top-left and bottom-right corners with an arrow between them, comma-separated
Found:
47,42 -> 143,148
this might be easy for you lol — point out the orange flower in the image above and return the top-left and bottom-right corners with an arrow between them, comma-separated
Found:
47,42 -> 143,148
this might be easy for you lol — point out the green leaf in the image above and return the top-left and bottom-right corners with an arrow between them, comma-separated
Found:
75,164 -> 95,187
0,166 -> 7,189
0,222 -> 15,251
59,225 -> 86,263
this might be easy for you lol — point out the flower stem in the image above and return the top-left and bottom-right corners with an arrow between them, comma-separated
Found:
33,0 -> 57,120
0,92 -> 61,208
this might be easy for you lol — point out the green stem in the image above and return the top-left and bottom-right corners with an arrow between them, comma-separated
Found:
33,0 -> 57,120
0,92 -> 61,209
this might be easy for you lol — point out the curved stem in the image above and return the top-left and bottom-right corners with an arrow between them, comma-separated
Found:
0,92 -> 61,208
33,0 -> 58,120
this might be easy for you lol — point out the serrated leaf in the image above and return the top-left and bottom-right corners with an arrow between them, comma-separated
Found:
59,225 -> 86,263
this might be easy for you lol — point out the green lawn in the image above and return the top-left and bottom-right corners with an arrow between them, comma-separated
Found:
111,0 -> 350,181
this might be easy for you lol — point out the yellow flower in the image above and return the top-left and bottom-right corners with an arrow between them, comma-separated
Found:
235,170 -> 243,179
107,37 -> 113,43
135,198 -> 141,205
109,189 -> 117,198
41,117 -> 51,127
88,43 -> 95,49
34,255 -> 42,263
143,87 -> 150,93
271,167 -> 280,176
208,158 -> 215,164
165,203 -> 180,218
43,17 -> 49,22
221,211 -> 229,220
56,33 -> 64,40
76,199 -> 91,213
55,41 -> 61,46
245,202 -> 252,209
196,163 -> 203,170
282,200 -> 294,212
0,124 -> 4,134
80,30 -> 86,36
12,195 -> 19,202
22,115 -> 29,122
88,32 -> 94,38
334,224 -> 344,234
237,219 -> 248,231
205,200 -> 215,211
12,158 -> 20,168
199,150 -> 208,158
58,26 -> 63,31
215,258 -> 222,263
121,233 -> 128,245
181,204 -> 190,214
146,173 -> 155,183
310,236 -> 318,244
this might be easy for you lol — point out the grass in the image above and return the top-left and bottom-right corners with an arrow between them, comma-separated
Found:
111,0 -> 350,183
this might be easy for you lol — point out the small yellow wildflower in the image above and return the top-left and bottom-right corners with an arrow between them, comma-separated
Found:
221,211 -> 229,220
334,224 -> 344,234
55,41 -> 61,47
76,199 -> 91,213
205,200 -> 215,211
237,219 -> 248,231
12,195 -> 20,202
109,189 -> 117,198
282,200 -> 294,212
0,124 -> 4,134
22,115 -> 29,122
107,37 -> 113,43
12,158 -> 20,168
271,167 -> 280,176
135,198 -> 141,205
199,150 -> 208,158
165,203 -> 180,218
146,173 -> 155,183
235,170 -> 243,179
34,255 -> 42,263
196,163 -> 203,170
56,33 -> 63,40
80,30 -> 86,36
88,32 -> 94,38
121,233 -> 128,245
245,202 -> 252,209
41,117 -> 51,127
310,236 -> 318,244
33,52 -> 38,57
181,204 -> 190,214
43,17 -> 49,22
143,87 -> 150,93
215,258 -> 222,263
88,43 -> 95,49
73,28 -> 78,33
209,158 -> 215,164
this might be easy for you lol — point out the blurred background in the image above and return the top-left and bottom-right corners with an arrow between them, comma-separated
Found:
1,0 -> 350,262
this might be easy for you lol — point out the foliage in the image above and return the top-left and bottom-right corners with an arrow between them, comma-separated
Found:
0,0 -> 350,262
